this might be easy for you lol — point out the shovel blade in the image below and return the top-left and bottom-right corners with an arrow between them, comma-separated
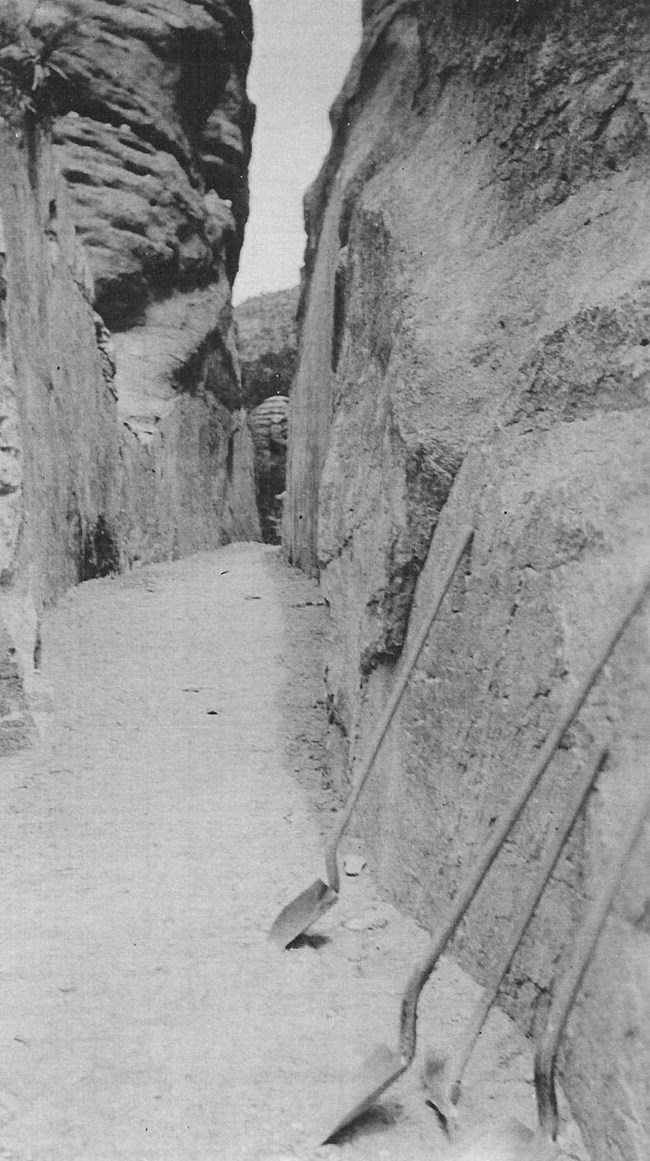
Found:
423,1064 -> 457,1129
313,1044 -> 407,1146
268,878 -> 338,948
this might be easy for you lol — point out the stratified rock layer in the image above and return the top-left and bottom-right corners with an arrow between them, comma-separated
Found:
43,0 -> 254,321
34,0 -> 255,439
286,3 -> 650,1158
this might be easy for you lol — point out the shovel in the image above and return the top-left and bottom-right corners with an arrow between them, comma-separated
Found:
448,771 -> 650,1161
269,524 -> 475,948
423,745 -> 608,1129
311,563 -> 650,1146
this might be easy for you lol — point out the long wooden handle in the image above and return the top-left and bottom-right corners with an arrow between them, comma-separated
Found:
534,776 -> 650,1140
446,745 -> 608,1104
324,525 -> 474,891
397,563 -> 650,1064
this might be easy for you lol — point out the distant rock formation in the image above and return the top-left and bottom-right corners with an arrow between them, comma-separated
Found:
285,4 -> 650,1159
235,286 -> 298,541
247,394 -> 288,543
236,285 -> 299,409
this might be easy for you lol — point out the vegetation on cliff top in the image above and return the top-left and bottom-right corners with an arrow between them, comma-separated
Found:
0,1 -> 80,121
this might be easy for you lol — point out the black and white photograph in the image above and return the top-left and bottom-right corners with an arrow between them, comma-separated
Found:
0,1 -> 648,1158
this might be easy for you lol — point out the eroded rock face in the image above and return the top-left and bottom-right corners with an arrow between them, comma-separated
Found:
43,0 -> 254,320
34,0 -> 256,474
52,113 -> 239,330
286,3 -> 650,1158
0,0 -> 259,742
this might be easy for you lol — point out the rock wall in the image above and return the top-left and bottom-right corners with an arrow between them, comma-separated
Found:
0,0 -> 259,742
286,2 -> 650,1157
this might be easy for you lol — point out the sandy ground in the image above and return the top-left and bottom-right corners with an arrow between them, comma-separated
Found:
0,544 -> 589,1160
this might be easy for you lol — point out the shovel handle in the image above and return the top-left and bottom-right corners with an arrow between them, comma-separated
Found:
324,525 -> 474,892
445,745 -> 608,1105
534,776 -> 650,1141
397,563 -> 650,1064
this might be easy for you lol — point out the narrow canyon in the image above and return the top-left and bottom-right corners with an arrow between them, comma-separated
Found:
0,3 -> 648,1160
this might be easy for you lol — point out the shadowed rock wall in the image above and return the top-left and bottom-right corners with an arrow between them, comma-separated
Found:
285,2 -> 650,1157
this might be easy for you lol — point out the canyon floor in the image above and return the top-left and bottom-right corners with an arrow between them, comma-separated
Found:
0,544 -> 589,1160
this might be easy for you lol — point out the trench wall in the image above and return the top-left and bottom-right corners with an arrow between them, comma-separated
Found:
285,3 -> 650,1157
0,0 -> 259,743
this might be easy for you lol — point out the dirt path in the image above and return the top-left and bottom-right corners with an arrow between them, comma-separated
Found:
0,545 -> 588,1160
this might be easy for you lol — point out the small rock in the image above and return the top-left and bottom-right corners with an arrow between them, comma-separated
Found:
343,855 -> 366,877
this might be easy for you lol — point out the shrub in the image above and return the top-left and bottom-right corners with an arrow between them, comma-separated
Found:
0,1 -> 79,120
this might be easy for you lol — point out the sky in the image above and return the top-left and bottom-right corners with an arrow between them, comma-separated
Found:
233,0 -> 362,305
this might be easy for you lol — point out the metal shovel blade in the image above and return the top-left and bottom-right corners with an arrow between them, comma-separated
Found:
423,1055 -> 459,1129
313,1044 -> 407,1146
268,878 -> 337,948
